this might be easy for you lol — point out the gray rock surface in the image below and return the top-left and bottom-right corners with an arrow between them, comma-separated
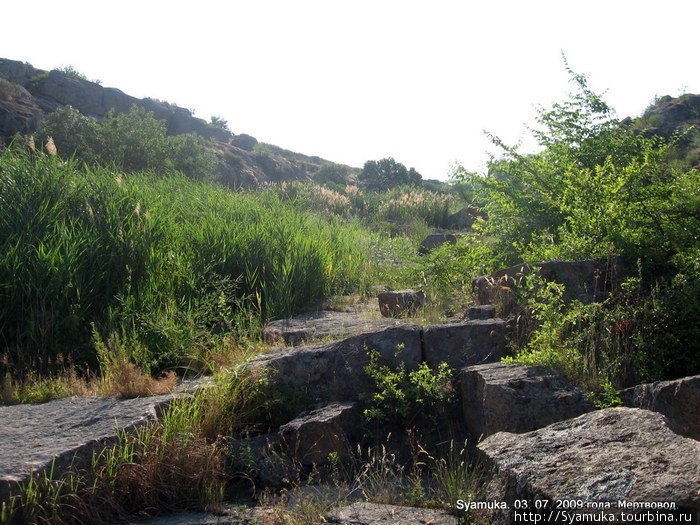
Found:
621,374 -> 700,440
445,205 -> 486,230
249,325 -> 422,403
323,502 -> 458,524
263,306 -> 399,345
279,402 -> 358,465
0,83 -> 43,139
0,394 -> 181,502
229,433 -> 295,487
418,233 -> 457,254
460,362 -> 591,438
478,408 -> 700,523
377,290 -> 426,318
423,319 -> 506,370
463,304 -> 496,320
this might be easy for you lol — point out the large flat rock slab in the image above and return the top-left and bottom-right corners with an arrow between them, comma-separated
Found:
478,408 -> 700,523
423,319 -> 505,370
0,394 -> 179,502
250,325 -> 422,403
263,307 -> 400,345
621,374 -> 700,440
460,362 -> 591,438
323,502 -> 458,524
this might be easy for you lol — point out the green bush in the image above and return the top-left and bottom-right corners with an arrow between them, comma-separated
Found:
453,65 -> 700,384
362,348 -> 456,442
37,105 -> 218,179
359,157 -> 422,192
313,162 -> 351,186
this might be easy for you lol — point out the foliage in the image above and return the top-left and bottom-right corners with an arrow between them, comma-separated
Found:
412,235 -> 495,301
209,115 -> 229,131
362,348 -> 456,439
453,65 -> 700,385
359,157 -> 422,192
507,259 -> 700,390
55,65 -> 88,81
0,78 -> 18,100
37,105 -> 217,179
0,149 -> 366,375
313,162 -> 352,186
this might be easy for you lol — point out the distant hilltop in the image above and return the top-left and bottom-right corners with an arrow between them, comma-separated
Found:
0,57 -> 354,187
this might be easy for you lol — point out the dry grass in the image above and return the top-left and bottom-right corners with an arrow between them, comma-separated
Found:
96,356 -> 178,398
1,358 -> 178,405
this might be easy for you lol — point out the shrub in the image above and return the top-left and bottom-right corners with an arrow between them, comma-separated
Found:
55,65 -> 88,81
362,348 -> 456,443
453,64 -> 700,384
37,105 -> 218,180
313,162 -> 351,186
359,157 -> 422,191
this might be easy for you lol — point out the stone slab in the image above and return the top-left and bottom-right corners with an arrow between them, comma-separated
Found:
423,319 -> 506,370
263,307 -> 400,346
460,362 -> 591,438
478,408 -> 700,523
0,394 -> 180,502
323,502 -> 458,524
249,325 -> 422,403
621,374 -> 700,440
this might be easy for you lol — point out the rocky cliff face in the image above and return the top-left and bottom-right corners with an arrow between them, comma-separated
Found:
0,57 -> 338,187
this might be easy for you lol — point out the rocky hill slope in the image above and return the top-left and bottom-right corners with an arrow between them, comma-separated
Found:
0,57 -> 354,187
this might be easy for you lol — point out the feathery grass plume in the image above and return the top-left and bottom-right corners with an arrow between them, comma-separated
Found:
27,135 -> 35,155
45,136 -> 57,156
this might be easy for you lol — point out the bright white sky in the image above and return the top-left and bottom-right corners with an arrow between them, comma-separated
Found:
3,0 -> 700,180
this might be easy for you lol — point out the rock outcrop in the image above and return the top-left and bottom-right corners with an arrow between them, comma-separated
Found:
377,290 -> 426,318
249,325 -> 423,403
445,205 -> 486,230
418,233 -> 457,254
460,362 -> 591,438
263,306 -> 399,345
323,502 -> 458,525
474,258 -> 625,315
478,408 -> 700,524
279,402 -> 358,465
423,319 -> 506,370
0,57 -> 347,188
463,304 -> 496,320
0,83 -> 43,138
621,374 -> 700,440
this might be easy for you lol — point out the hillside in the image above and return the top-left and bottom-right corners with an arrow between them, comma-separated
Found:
0,57 -> 357,187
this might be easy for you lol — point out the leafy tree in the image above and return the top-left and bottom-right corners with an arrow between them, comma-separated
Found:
359,157 -> 422,191
210,115 -> 230,131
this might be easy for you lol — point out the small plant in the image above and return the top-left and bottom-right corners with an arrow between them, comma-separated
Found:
55,65 -> 88,81
362,349 -> 457,443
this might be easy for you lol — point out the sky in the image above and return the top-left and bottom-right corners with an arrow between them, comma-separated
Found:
3,0 -> 700,180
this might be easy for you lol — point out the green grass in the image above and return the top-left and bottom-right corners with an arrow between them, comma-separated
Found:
0,148 -> 367,376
